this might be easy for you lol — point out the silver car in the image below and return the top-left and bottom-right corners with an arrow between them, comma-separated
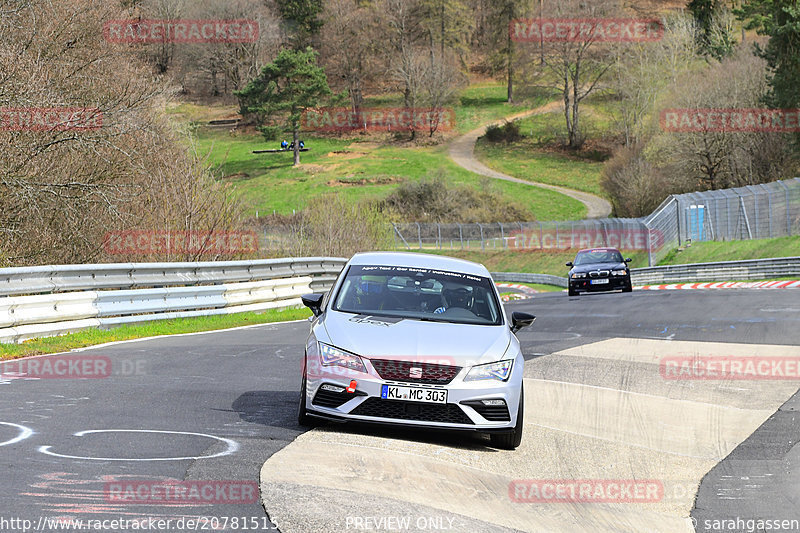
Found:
298,252 -> 535,449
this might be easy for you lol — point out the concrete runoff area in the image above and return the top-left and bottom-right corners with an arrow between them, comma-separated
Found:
261,338 -> 800,532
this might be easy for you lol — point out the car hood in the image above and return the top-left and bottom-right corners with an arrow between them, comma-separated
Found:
570,262 -> 628,274
320,310 -> 511,366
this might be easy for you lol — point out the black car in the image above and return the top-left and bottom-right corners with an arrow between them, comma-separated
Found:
566,248 -> 632,296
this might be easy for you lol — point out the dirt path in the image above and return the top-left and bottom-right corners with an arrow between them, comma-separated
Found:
448,102 -> 613,219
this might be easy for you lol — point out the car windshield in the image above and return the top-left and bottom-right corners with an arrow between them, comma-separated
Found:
574,250 -> 623,265
332,265 -> 503,326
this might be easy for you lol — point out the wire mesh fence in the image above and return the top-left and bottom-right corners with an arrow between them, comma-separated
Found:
391,178 -> 800,266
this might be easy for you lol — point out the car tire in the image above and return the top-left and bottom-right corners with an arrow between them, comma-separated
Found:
490,386 -> 524,450
622,282 -> 633,293
298,374 -> 317,427
568,287 -> 579,296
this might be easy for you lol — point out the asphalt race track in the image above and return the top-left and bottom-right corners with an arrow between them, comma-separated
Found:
1,289 -> 799,533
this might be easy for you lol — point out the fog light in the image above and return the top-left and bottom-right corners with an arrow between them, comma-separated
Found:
481,399 -> 506,406
320,384 -> 345,393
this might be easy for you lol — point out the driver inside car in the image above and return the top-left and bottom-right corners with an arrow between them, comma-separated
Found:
434,284 -> 473,314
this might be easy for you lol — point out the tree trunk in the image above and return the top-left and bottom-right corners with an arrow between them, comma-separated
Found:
507,29 -> 514,103
293,128 -> 300,166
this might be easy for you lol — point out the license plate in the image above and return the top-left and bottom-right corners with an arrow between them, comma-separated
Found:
590,279 -> 609,285
381,385 -> 447,404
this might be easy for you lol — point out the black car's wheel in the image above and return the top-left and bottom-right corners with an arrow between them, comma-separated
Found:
490,386 -> 524,450
568,286 -> 579,296
298,373 -> 316,427
622,281 -> 633,293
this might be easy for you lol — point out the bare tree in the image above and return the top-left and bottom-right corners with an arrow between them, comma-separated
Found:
521,0 -> 620,149
319,0 -> 379,116
651,48 -> 796,191
0,0 -> 247,265
611,13 -> 698,146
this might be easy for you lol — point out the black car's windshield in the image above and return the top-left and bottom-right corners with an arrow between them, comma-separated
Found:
574,249 -> 624,265
333,265 -> 503,326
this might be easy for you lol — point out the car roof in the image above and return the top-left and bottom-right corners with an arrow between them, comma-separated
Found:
576,247 -> 621,254
348,252 -> 491,277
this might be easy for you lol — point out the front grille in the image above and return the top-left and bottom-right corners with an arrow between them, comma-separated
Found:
589,270 -> 610,278
369,359 -> 461,385
461,400 -> 511,421
350,398 -> 473,425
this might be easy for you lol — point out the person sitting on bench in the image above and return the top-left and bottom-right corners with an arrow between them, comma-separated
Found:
280,139 -> 288,150
299,140 -> 305,149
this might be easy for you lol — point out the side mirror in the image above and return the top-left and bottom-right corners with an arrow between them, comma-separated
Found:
565,262 -> 573,267
301,293 -> 325,317
510,311 -> 536,333
624,258 -> 632,263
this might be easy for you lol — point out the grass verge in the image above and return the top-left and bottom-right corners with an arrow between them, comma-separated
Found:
0,307 -> 311,360
659,236 -> 800,265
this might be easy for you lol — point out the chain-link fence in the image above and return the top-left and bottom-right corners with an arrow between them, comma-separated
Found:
391,178 -> 800,266
643,178 -> 800,264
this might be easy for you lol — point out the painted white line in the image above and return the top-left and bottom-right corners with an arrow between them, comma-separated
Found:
37,429 -> 239,461
0,422 -> 34,447
524,378 -> 764,412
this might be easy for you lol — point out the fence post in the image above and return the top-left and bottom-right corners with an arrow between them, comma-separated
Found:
416,222 -> 422,249
478,224 -> 485,251
437,224 -> 442,250
764,185 -> 773,238
779,180 -> 791,236
458,223 -> 464,249
676,198 -> 682,247
539,222 -> 544,250
499,223 -> 507,249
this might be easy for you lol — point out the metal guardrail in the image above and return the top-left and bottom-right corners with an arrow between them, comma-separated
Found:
491,272 -> 569,288
0,258 -> 347,297
494,256 -> 800,289
0,258 -> 348,344
630,256 -> 800,285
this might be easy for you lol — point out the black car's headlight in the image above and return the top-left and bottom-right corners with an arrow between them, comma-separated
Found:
319,343 -> 366,373
571,273 -> 586,279
611,270 -> 628,276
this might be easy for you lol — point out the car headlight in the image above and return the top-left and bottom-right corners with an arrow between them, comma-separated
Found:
611,270 -> 628,276
571,273 -> 586,279
319,343 -> 366,373
465,360 -> 514,382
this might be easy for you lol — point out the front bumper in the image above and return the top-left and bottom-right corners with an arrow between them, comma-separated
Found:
304,357 -> 523,431
570,275 -> 631,293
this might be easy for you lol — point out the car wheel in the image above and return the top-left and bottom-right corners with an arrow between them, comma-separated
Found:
568,287 -> 579,296
490,386 -> 524,450
622,282 -> 633,293
297,374 -> 316,427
